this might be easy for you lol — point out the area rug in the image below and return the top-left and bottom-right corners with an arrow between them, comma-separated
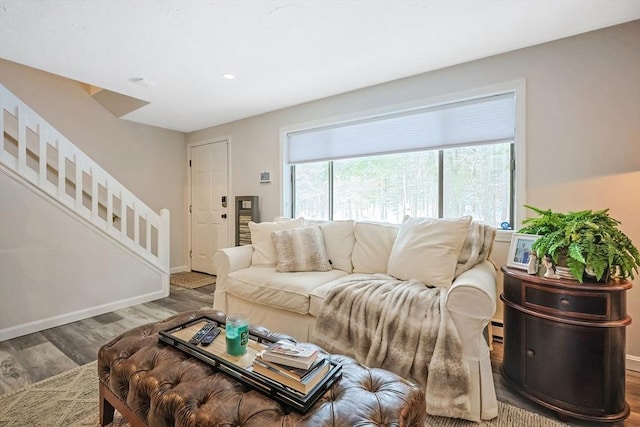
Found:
0,361 -> 570,427
170,271 -> 216,289
0,362 -> 99,426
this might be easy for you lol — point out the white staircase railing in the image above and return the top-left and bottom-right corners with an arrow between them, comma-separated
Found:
0,84 -> 170,276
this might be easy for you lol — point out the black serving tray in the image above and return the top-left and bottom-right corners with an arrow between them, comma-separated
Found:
158,315 -> 342,413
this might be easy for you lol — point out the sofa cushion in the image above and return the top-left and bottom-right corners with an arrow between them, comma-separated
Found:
249,218 -> 305,266
308,280 -> 338,317
272,226 -> 331,272
387,216 -> 471,287
320,220 -> 355,273
226,267 -> 348,315
352,222 -> 399,274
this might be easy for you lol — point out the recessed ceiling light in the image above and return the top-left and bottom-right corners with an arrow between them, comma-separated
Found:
223,73 -> 235,80
129,77 -> 157,87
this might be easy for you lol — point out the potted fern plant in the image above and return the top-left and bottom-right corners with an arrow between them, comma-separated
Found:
518,205 -> 640,283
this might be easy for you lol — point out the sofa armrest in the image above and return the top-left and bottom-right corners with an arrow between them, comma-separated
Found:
446,260 -> 499,421
446,260 -> 497,320
214,245 -> 254,281
446,260 -> 497,364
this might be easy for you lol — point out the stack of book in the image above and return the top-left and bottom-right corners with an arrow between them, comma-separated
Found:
252,340 -> 330,394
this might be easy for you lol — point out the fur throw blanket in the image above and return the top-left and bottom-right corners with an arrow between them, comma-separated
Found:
312,274 -> 471,420
455,221 -> 496,278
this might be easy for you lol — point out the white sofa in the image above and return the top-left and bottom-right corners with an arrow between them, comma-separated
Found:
213,217 -> 498,421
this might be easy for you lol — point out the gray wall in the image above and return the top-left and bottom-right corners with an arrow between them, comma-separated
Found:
0,169 -> 167,340
188,21 -> 640,367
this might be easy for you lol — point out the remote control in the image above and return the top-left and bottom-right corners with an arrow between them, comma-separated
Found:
200,327 -> 221,346
188,321 -> 217,345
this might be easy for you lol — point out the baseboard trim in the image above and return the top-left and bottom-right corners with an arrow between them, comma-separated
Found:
0,289 -> 169,342
627,355 -> 640,373
170,265 -> 189,274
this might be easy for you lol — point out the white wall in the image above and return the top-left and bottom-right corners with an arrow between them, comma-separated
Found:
0,59 -> 188,270
187,21 -> 640,367
0,169 -> 167,340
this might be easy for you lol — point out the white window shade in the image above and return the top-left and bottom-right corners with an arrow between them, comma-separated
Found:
288,93 -> 515,164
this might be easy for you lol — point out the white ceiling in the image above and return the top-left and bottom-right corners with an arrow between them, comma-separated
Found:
1,1 -> 639,133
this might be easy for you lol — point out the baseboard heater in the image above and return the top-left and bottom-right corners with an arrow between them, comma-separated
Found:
491,320 -> 504,343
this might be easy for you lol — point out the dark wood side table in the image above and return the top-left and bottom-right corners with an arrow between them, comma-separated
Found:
500,266 -> 632,423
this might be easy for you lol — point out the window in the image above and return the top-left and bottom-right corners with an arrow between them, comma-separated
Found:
288,91 -> 517,227
292,162 -> 329,220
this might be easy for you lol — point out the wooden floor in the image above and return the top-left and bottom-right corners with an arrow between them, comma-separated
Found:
0,284 -> 215,395
0,285 -> 638,426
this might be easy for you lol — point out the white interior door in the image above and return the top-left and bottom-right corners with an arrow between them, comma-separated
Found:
190,141 -> 228,274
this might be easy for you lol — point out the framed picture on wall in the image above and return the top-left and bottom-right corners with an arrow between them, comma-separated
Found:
507,233 -> 540,270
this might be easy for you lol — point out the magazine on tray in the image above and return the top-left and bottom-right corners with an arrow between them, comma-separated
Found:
260,340 -> 319,369
252,357 -> 331,394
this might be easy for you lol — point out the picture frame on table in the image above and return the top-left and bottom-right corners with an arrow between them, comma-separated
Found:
507,233 -> 540,270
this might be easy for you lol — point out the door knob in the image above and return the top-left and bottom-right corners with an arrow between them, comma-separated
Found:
221,214 -> 227,219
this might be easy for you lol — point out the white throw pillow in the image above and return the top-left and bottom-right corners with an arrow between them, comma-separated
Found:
272,216 -> 296,222
320,220 -> 355,273
303,218 -> 328,227
249,217 -> 305,266
352,222 -> 400,274
387,216 -> 471,287
272,226 -> 332,272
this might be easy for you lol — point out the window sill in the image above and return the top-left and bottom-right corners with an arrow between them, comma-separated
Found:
495,229 -> 514,243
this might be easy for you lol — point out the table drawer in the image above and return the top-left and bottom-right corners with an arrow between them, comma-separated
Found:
524,283 -> 608,320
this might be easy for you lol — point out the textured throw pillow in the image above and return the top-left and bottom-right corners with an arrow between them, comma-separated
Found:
249,217 -> 305,266
387,216 -> 472,287
272,226 -> 332,272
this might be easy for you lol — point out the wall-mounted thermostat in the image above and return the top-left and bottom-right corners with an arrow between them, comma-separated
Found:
260,171 -> 271,183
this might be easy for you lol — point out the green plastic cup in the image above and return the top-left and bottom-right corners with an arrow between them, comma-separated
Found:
225,314 -> 249,356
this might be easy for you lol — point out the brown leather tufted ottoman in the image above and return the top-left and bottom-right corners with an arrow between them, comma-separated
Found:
98,309 -> 426,427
